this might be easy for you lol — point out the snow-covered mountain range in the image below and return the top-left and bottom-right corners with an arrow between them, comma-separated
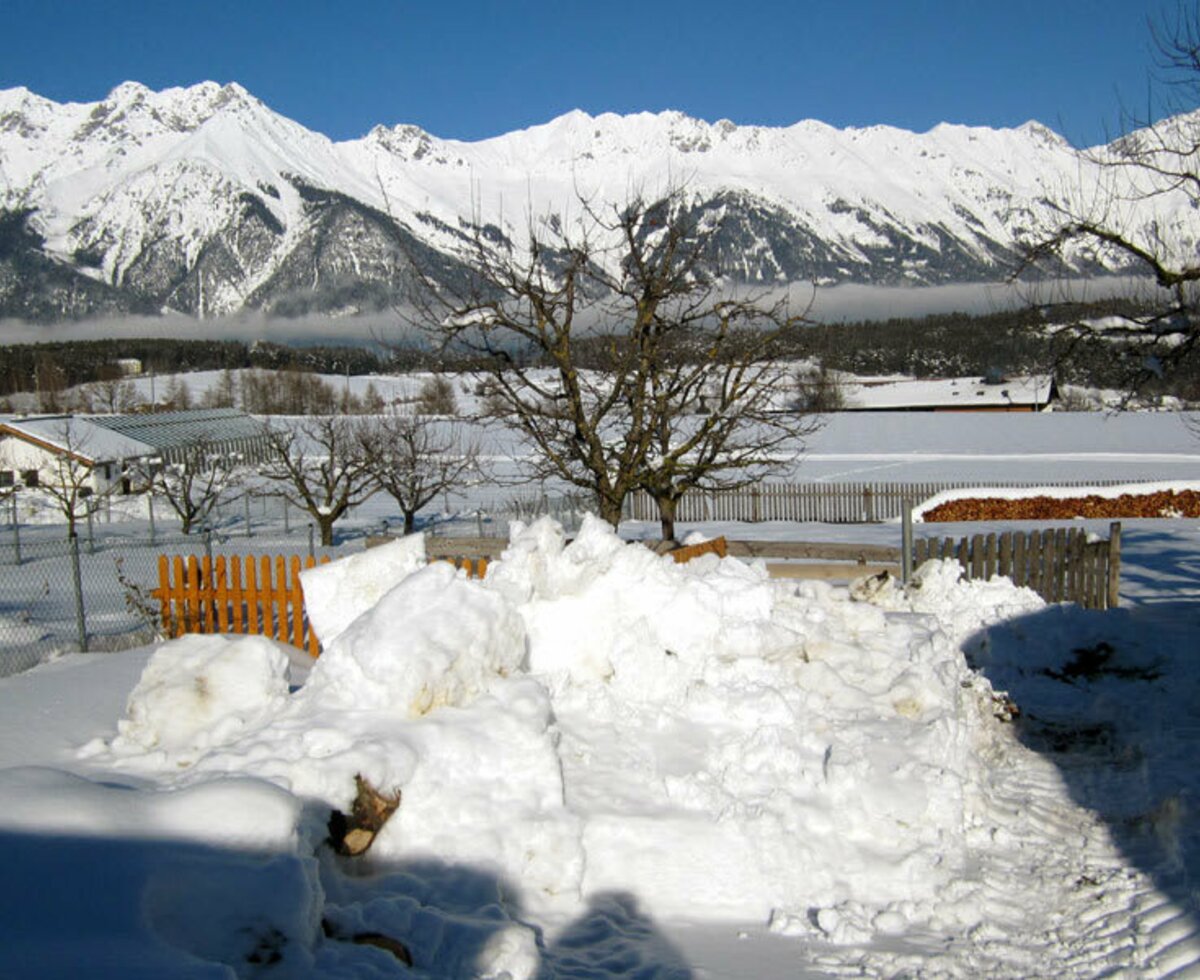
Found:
0,80 -> 1188,322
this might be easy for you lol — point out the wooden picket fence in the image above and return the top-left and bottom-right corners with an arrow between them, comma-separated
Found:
152,554 -> 333,656
912,522 -> 1122,609
152,552 -> 491,657
627,479 -> 1138,524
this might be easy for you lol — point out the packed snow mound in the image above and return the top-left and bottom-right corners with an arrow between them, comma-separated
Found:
86,517 -> 1060,955
299,532 -> 427,647
111,633 -> 292,759
0,766 -> 302,851
303,560 -> 527,715
490,514 -> 785,693
853,558 -> 1045,636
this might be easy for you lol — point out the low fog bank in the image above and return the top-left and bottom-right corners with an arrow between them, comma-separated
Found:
0,310 -> 423,348
802,275 -> 1159,322
0,277 -> 1162,347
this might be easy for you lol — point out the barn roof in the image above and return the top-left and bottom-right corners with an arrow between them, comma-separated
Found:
0,415 -> 154,463
85,408 -> 267,453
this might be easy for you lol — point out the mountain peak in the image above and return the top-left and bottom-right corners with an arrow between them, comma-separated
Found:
106,80 -> 152,104
0,79 -> 1190,322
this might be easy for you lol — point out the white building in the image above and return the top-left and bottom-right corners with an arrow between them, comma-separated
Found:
840,374 -> 1056,412
0,415 -> 154,495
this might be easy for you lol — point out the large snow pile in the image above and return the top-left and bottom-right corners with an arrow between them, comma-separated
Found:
3,516 -> 1072,977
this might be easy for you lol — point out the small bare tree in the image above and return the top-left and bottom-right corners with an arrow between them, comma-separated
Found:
83,375 -> 144,414
149,438 -> 243,535
793,364 -> 847,413
415,188 -> 817,536
358,411 -> 483,534
416,375 -> 458,415
163,376 -> 193,411
258,416 -> 378,546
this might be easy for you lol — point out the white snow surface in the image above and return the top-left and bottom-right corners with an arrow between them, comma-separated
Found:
2,514 -> 1200,977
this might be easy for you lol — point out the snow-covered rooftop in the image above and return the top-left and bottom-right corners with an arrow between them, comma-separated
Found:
0,415 -> 155,462
842,374 -> 1053,411
86,408 -> 267,453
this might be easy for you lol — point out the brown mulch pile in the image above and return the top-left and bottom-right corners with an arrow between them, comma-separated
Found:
922,489 -> 1200,522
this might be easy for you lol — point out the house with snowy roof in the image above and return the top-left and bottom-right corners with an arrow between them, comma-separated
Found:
840,373 -> 1056,412
0,415 -> 155,495
0,408 -> 270,495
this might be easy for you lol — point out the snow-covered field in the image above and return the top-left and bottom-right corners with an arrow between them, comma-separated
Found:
1,511 -> 1199,978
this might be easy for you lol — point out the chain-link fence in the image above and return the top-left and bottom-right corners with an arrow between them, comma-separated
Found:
0,519 -> 337,678
0,485 -> 600,678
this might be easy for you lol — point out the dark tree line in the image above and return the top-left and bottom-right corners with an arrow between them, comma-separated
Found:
2,294 -> 1195,407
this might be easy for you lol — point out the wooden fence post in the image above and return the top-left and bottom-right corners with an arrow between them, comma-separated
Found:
901,503 -> 913,584
1107,522 -> 1122,610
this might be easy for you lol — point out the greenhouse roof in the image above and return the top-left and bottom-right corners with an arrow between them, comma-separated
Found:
86,409 -> 267,452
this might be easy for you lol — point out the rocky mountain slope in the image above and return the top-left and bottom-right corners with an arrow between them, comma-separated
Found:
0,81 -> 1189,322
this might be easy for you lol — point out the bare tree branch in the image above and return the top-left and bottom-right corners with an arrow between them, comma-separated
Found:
406,186 -> 822,538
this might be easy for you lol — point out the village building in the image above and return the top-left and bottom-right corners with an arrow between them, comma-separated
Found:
0,415 -> 154,495
86,408 -> 273,467
839,373 -> 1055,412
0,408 -> 270,494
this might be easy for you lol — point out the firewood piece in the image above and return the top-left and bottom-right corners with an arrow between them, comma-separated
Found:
327,774 -> 402,856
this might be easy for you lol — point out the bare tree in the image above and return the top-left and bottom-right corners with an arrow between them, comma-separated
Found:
202,368 -> 238,409
358,411 -> 483,534
416,188 -> 816,536
258,416 -> 378,546
34,356 -> 67,413
793,364 -> 847,413
163,375 -> 193,411
149,438 -> 243,535
639,348 -> 821,541
416,374 -> 459,415
82,375 -> 144,414
1021,3 -> 1200,395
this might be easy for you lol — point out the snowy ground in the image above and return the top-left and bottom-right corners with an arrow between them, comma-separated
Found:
1,513 -> 1199,978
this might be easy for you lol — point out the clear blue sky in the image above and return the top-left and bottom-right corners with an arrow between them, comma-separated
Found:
1,0 -> 1186,147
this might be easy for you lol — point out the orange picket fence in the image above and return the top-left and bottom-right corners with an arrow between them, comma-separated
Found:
151,553 -> 491,657
152,554 -> 332,657
150,544 -> 719,659
430,556 -> 490,579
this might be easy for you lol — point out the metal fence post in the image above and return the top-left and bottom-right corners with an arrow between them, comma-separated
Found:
147,493 -> 156,546
283,497 -> 290,535
70,534 -> 88,652
86,505 -> 95,554
244,493 -> 252,538
205,527 -> 214,569
10,495 -> 20,565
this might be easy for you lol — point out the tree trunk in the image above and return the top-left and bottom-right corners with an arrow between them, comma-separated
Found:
655,494 -> 678,543
597,495 -> 624,529
318,516 -> 336,547
403,510 -> 416,535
